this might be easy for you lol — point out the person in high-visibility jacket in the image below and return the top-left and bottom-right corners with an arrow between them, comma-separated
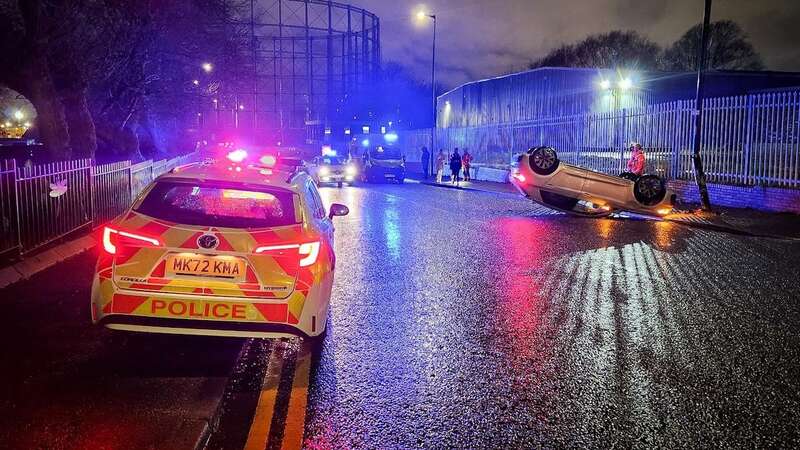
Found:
626,142 -> 646,176
461,150 -> 473,181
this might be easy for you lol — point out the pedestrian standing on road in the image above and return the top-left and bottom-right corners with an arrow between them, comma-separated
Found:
435,149 -> 446,183
626,142 -> 646,176
421,146 -> 431,179
462,150 -> 473,182
450,148 -> 462,186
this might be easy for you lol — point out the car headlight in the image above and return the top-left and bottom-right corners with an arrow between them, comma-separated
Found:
319,166 -> 330,176
345,165 -> 357,176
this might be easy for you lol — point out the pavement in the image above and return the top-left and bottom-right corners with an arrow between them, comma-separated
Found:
1,181 -> 799,448
0,235 -> 96,289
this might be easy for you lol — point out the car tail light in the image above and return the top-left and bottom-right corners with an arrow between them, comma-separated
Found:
102,226 -> 163,255
298,242 -> 320,267
254,241 -> 321,267
512,172 -> 526,183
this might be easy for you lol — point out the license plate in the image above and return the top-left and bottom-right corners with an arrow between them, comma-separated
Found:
166,254 -> 246,280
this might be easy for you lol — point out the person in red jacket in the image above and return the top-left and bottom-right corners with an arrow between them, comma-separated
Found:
461,150 -> 473,181
626,142 -> 646,176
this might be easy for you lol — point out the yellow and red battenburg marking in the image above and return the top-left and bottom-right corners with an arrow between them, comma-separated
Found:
95,211 -> 331,325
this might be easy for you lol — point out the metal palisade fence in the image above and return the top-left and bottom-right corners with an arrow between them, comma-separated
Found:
402,90 -> 800,188
0,153 -> 196,256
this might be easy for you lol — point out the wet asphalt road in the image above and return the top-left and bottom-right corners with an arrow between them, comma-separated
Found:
2,182 -> 800,448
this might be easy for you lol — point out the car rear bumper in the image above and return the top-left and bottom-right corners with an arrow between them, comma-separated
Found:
91,277 -> 331,338
100,315 -> 310,339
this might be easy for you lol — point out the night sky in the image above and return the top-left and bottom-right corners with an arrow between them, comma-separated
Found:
355,0 -> 800,88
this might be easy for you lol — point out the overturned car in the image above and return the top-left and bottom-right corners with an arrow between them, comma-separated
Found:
510,146 -> 676,217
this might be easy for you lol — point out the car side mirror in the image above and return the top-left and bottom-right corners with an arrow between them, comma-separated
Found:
328,203 -> 349,219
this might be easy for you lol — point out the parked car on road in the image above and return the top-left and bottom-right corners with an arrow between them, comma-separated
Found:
362,146 -> 405,183
510,146 -> 676,217
306,155 -> 358,187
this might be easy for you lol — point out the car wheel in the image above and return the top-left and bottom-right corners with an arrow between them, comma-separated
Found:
634,175 -> 667,206
528,146 -> 559,175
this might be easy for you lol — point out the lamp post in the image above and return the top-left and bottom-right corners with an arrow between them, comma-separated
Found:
416,9 -> 437,176
692,0 -> 713,211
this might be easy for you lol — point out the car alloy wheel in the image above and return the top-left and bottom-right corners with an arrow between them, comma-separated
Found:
633,174 -> 667,206
528,146 -> 559,175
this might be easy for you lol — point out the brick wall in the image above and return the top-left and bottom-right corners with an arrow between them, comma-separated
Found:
668,180 -> 800,214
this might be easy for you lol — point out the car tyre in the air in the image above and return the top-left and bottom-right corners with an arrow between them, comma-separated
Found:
528,146 -> 559,175
633,174 -> 667,206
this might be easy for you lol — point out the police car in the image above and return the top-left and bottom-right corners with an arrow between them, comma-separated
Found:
511,146 -> 676,217
91,150 -> 349,339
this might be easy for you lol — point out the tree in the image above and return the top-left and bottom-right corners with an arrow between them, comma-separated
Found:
529,31 -> 661,71
0,0 -> 249,161
0,0 -> 72,159
661,20 -> 764,71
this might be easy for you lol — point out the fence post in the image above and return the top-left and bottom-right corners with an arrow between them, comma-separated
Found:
89,160 -> 96,225
11,159 -> 22,254
128,161 -> 134,201
743,94 -> 754,185
618,108 -> 628,174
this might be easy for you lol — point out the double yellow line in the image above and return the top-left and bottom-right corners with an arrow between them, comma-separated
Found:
244,339 -> 313,450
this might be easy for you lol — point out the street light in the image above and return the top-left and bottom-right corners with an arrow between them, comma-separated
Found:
13,110 -> 24,121
599,79 -> 611,90
618,78 -> 633,90
414,7 -> 437,176
202,62 -> 213,73
192,79 -> 200,86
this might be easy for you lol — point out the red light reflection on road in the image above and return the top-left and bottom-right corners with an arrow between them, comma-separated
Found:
487,217 -> 552,364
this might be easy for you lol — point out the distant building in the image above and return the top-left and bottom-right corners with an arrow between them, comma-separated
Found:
437,67 -> 800,129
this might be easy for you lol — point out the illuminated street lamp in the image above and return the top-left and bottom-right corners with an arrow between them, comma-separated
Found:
13,110 -> 24,121
202,62 -> 213,73
597,74 -> 635,173
414,6 -> 437,175
192,79 -> 200,86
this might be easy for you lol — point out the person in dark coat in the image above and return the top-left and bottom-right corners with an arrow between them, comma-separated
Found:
449,148 -> 462,186
421,146 -> 431,179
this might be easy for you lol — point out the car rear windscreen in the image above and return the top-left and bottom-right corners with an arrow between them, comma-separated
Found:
136,181 -> 298,228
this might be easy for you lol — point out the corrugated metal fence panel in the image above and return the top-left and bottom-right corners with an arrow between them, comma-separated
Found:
412,91 -> 800,188
0,160 -> 18,255
16,159 -> 93,254
92,161 -> 132,226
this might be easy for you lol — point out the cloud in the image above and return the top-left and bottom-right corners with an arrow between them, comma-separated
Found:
353,0 -> 800,87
